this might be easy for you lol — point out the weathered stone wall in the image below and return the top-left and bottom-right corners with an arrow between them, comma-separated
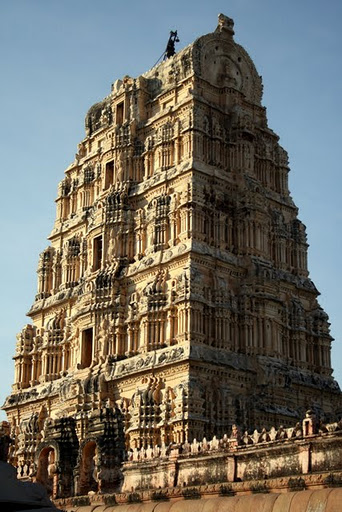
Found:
311,438 -> 342,473
122,414 -> 342,492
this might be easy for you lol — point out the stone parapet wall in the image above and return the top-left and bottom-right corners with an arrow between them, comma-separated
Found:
122,414 -> 342,491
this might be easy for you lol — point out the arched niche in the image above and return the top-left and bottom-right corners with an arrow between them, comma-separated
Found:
36,445 -> 57,497
77,440 -> 98,495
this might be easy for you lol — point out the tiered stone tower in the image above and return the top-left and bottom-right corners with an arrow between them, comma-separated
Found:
3,14 -> 341,497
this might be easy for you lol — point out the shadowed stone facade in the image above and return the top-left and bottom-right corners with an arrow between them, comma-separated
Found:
3,13 -> 341,502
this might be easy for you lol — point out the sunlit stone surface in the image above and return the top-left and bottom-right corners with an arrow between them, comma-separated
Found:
3,14 -> 341,507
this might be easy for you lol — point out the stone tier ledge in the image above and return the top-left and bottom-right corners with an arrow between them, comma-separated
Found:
54,474 -> 342,512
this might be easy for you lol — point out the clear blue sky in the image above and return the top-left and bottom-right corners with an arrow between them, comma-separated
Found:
1,0 -> 341,420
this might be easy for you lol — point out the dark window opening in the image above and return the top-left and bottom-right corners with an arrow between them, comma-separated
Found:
116,101 -> 124,125
81,328 -> 93,368
105,160 -> 114,189
93,236 -> 102,271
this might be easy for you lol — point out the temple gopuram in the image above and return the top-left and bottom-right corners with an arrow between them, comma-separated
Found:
3,14 -> 342,512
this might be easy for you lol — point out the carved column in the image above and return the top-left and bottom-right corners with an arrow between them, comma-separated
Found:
227,454 -> 236,482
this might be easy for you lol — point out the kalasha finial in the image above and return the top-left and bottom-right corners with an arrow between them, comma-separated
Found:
164,30 -> 180,59
216,14 -> 235,36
